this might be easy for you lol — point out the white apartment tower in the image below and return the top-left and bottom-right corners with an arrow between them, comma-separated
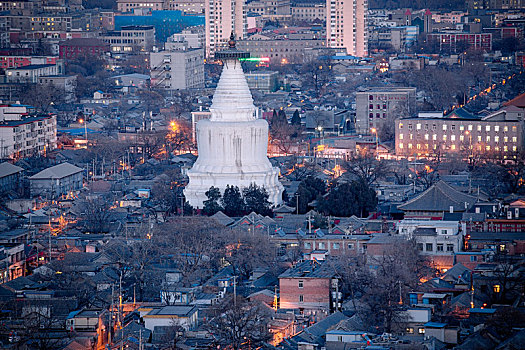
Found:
205,0 -> 247,58
326,0 -> 368,57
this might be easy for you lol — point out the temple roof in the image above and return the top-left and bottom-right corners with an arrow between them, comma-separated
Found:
398,180 -> 477,212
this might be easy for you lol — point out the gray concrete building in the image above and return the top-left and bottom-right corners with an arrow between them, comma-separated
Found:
355,87 -> 416,135
29,162 -> 83,198
150,45 -> 204,90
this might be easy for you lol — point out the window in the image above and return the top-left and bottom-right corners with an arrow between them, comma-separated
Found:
437,244 -> 444,251
348,243 -> 354,249
470,255 -> 478,262
333,243 -> 340,249
486,125 -> 490,132
460,135 -> 464,141
504,136 -> 508,142
477,136 -> 482,142
460,125 -> 464,131
468,124 -> 473,131
304,242 -> 311,249
447,244 -> 454,252
408,143 -> 413,149
399,143 -> 403,149
418,328 -> 425,334
512,126 -> 517,132
443,135 -> 447,141
426,243 -> 433,251
495,136 -> 499,142
477,125 -> 482,131
451,135 -> 456,141
504,126 -> 508,132
318,242 -> 325,249
441,229 -> 448,235
451,125 -> 455,130
442,124 -> 447,131
406,327 -> 414,334
493,284 -> 501,293
299,295 -> 304,302
424,134 -> 429,140
495,125 -> 499,132
299,280 -> 304,288
408,124 -> 413,130
416,123 -> 421,130
513,137 -> 517,143
399,134 -> 404,140
486,136 -> 491,142
433,134 -> 437,140
417,243 -> 423,251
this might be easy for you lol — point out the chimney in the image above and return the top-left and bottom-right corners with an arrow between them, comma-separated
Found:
449,206 -> 454,213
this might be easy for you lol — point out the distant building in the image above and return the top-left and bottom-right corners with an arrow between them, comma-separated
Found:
426,33 -> 492,52
0,56 -> 60,69
59,38 -> 110,60
117,0 -> 164,12
394,107 -> 523,157
29,162 -> 84,198
150,46 -> 205,89
168,25 -> 205,48
291,2 -> 325,23
0,106 -> 57,159
100,25 -> 156,54
326,0 -> 368,57
236,36 -> 325,64
5,64 -> 61,83
205,0 -> 246,58
355,87 -> 416,135
279,260 -> 340,315
245,0 -> 291,21
397,181 -> 477,219
245,70 -> 279,92
139,305 -> 198,331
0,162 -> 23,193
165,0 -> 205,13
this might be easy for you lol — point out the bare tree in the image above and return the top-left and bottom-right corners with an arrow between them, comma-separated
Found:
81,196 -> 113,234
343,152 -> 390,186
206,296 -> 272,350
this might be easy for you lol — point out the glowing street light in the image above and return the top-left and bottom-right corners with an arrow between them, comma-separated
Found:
79,118 -> 87,146
371,128 -> 379,159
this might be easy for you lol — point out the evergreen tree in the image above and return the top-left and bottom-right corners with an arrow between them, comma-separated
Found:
294,176 -> 327,214
202,186 -> 223,216
243,183 -> 272,217
317,179 -> 377,217
221,185 -> 245,217
291,109 -> 301,125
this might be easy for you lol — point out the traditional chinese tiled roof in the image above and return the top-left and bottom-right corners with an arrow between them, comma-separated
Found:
398,181 -> 477,212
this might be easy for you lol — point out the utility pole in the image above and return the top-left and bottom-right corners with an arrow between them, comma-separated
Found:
295,193 -> 299,215
233,275 -> 237,307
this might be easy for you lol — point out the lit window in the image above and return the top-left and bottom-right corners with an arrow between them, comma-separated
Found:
478,136 -> 482,142
451,135 -> 456,141
424,134 -> 429,140
460,125 -> 464,131
486,145 -> 490,151
477,125 -> 482,131
486,136 -> 490,142
468,125 -> 473,131
494,125 -> 499,132
493,285 -> 501,293
417,144 -> 421,149
504,126 -> 508,132
443,124 -> 447,131
504,136 -> 508,142
504,146 -> 508,151
399,134 -> 404,139
443,135 -> 447,141
486,125 -> 490,132
399,122 -> 403,128
432,134 -> 437,140
460,135 -> 464,141
408,143 -> 413,149
512,126 -> 517,132
495,136 -> 499,142
451,145 -> 456,150
513,146 -> 517,151
416,123 -> 421,130
399,143 -> 404,149
419,328 -> 425,334
512,137 -> 517,143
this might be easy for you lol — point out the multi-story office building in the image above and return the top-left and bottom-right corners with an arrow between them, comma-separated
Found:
355,87 -> 416,134
165,0 -> 205,13
0,106 -> 57,159
150,45 -> 205,89
205,0 -> 246,58
291,2 -> 325,23
117,0 -> 165,12
326,0 -> 368,57
394,108 -> 523,157
245,0 -> 291,20
169,26 -> 205,49
236,36 -> 325,64
5,63 -> 61,83
426,33 -> 492,52
100,25 -> 155,54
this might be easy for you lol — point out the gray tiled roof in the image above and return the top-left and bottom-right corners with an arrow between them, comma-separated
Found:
398,181 -> 477,212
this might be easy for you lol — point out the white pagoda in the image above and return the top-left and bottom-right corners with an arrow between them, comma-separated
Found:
184,35 -> 283,208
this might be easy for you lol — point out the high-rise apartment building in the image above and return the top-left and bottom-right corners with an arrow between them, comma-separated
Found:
326,0 -> 368,57
205,0 -> 246,58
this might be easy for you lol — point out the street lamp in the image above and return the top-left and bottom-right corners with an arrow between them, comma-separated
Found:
79,118 -> 87,148
371,128 -> 379,160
